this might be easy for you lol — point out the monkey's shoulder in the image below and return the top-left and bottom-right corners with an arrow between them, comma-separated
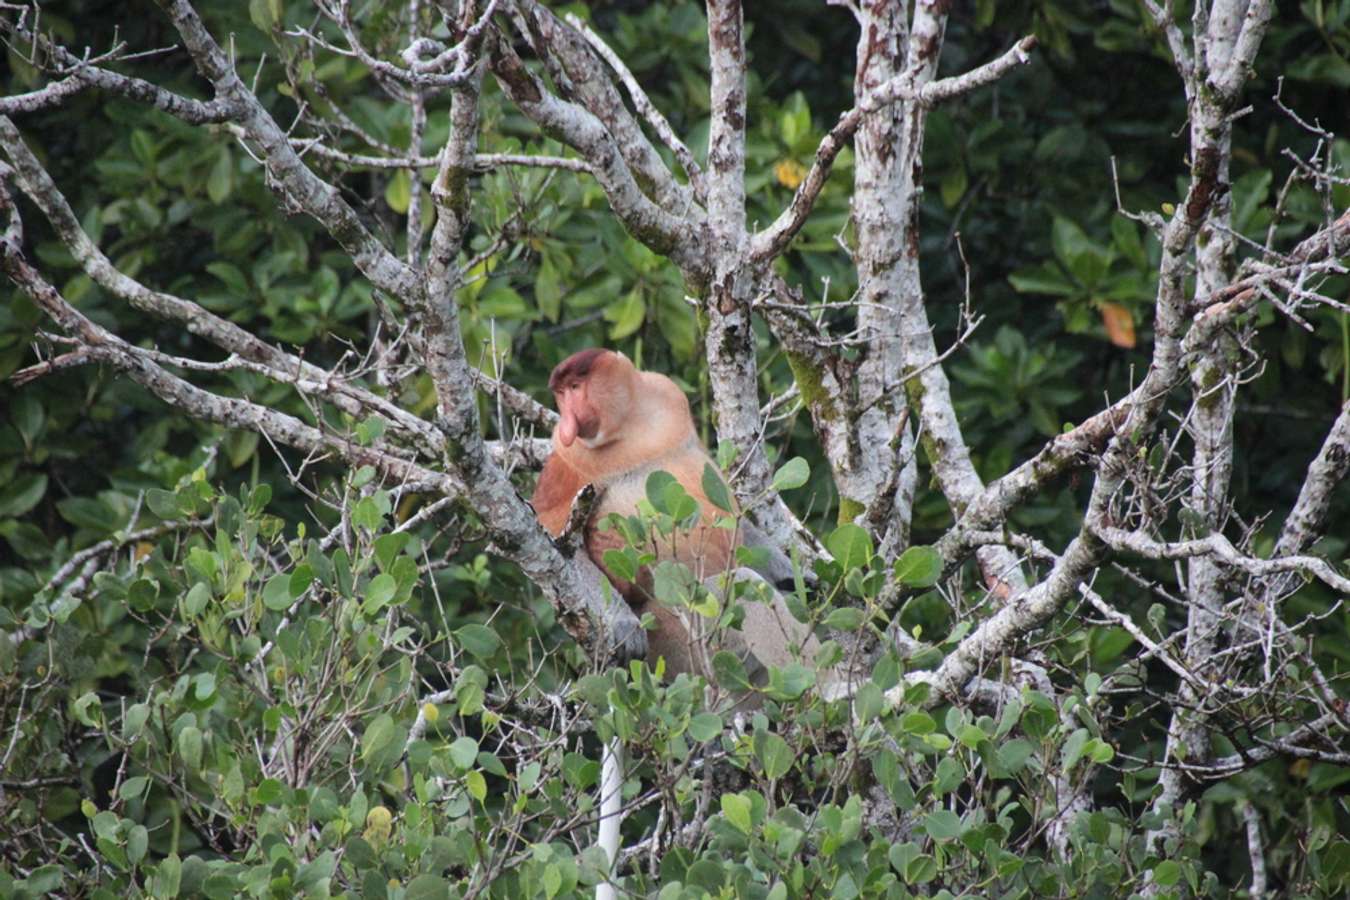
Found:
593,436 -> 716,507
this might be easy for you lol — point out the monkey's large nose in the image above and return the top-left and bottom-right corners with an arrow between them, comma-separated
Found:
557,408 -> 578,446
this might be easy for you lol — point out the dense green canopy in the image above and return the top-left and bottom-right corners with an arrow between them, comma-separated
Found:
2,1 -> 1348,897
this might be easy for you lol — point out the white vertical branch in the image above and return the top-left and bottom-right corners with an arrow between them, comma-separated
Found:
846,0 -> 918,550
702,0 -> 781,538
595,739 -> 624,900
871,1 -> 1028,595
920,0 -> 1271,709
1145,0 -> 1273,869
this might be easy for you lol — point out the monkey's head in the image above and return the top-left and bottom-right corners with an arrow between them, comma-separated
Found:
548,349 -> 638,450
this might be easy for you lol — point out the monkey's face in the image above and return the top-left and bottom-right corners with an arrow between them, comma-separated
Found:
549,349 -> 635,450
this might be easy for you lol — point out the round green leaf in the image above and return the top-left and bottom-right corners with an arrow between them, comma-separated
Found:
893,545 -> 942,588
454,624 -> 501,659
771,457 -> 810,492
826,524 -> 872,571
924,809 -> 962,841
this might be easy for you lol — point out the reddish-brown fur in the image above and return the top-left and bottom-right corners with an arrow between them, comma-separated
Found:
531,349 -> 740,676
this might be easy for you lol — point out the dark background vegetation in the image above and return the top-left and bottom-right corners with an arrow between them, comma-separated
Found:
2,1 -> 1348,896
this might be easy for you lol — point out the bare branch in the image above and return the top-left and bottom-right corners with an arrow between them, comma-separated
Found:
749,34 -> 1036,262
563,11 -> 705,199
510,1 -> 696,216
485,27 -> 701,271
0,17 -> 241,122
1276,399 -> 1350,556
1094,526 -> 1350,596
920,35 -> 1038,105
158,0 -> 423,302
0,116 -> 441,454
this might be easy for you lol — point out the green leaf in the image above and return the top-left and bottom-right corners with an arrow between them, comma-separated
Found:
940,165 -> 969,208
644,470 -> 679,514
364,573 -> 397,614
957,723 -> 987,749
449,737 -> 479,770
822,606 -> 865,631
351,495 -> 384,529
127,824 -> 149,865
894,545 -> 942,588
701,463 -> 735,513
207,149 -> 233,203
288,565 -> 315,599
1152,860 -> 1181,887
0,519 -> 51,560
767,663 -> 814,700
904,854 -> 938,885
998,739 -> 1034,773
178,726 -> 203,770
11,393 -> 44,445
361,714 -> 397,763
21,865 -> 62,894
455,624 -> 501,659
406,875 -> 452,900
248,0 -> 282,31
900,711 -> 935,735
601,548 -> 638,583
262,574 -> 292,611
563,752 -> 600,789
385,169 -> 411,214
871,652 -> 900,691
605,288 -> 646,341
711,651 -> 752,691
183,582 -> 210,616
57,496 -> 121,532
721,793 -> 753,834
757,733 -> 794,780
0,474 -> 46,518
924,809 -> 962,841
688,713 -> 722,742
119,775 -> 149,801
1007,262 -> 1077,297
123,703 -> 150,739
1086,738 -> 1115,764
73,692 -> 101,726
295,851 -> 337,891
465,770 -> 487,802
535,256 -> 563,322
128,578 -> 159,612
1061,727 -> 1089,770
771,457 -> 810,492
149,854 -> 182,899
661,479 -> 700,523
826,523 -> 872,571
373,533 -> 410,573
854,682 -> 884,722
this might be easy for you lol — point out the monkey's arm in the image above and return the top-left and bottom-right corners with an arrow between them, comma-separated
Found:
533,453 -> 647,661
533,451 -> 585,535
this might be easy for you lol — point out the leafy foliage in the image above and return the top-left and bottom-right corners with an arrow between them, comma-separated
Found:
3,0 -> 1350,897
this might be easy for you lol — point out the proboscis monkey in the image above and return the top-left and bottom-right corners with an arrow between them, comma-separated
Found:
532,348 -> 819,689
